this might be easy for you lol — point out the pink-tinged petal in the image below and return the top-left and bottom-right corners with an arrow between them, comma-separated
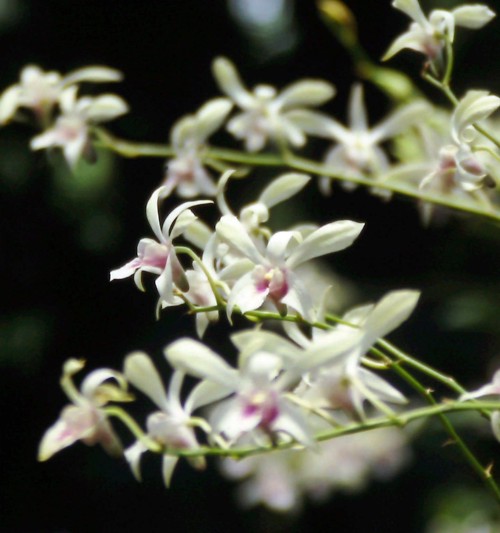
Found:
110,258 -> 142,281
287,221 -> 364,269
273,402 -> 314,447
227,271 -> 268,318
280,273 -> 314,320
155,260 -> 175,304
124,352 -> 168,410
212,397 -> 260,441
165,338 -> 239,388
169,249 -> 189,292
87,418 -> 122,457
38,405 -> 97,461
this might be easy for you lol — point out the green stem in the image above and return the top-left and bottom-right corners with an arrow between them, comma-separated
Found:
104,406 -> 162,453
95,130 -> 500,223
375,347 -> 500,503
104,399 -> 500,460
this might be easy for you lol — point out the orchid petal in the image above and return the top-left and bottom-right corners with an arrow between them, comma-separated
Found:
164,338 -> 239,387
287,220 -> 364,269
124,352 -> 168,410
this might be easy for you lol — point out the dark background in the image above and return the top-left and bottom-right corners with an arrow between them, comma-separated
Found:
1,1 -> 500,531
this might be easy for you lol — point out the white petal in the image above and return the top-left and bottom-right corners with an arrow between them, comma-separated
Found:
359,368 -> 407,404
80,368 -> 127,402
185,379 -> 233,413
274,402 -> 314,447
62,66 -> 123,86
371,100 -> 430,143
0,85 -> 21,124
212,57 -> 255,109
194,97 -> 233,142
295,327 -> 362,374
382,28 -> 428,61
162,199 -> 212,238
258,173 -> 310,209
124,352 -> 168,409
452,90 -> 500,144
227,271 -> 268,317
164,338 -> 239,387
286,109 -> 350,141
124,441 -> 147,481
280,273 -> 314,320
277,79 -> 335,109
216,214 -> 264,264
83,94 -> 129,122
363,290 -> 420,345
393,0 -> 428,25
452,5 -> 495,28
287,220 -> 364,269
162,455 -> 180,488
348,84 -> 369,132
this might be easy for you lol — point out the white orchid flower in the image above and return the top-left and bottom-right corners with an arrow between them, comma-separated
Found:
162,98 -> 233,199
212,56 -> 335,152
215,213 -> 364,320
0,64 -> 123,125
38,359 -> 131,462
123,352 -> 226,487
289,84 -> 429,194
110,186 -> 212,306
165,337 -> 314,446
383,0 -> 495,61
30,85 -> 128,168
294,290 -> 420,418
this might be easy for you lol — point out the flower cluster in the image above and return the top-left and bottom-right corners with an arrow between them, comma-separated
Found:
0,64 -> 128,168
25,0 -> 500,515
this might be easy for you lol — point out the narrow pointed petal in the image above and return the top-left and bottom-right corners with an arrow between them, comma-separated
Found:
286,109 -> 350,141
162,200 -> 212,238
62,66 -> 123,86
287,221 -> 364,269
258,173 -> 310,209
216,214 -> 264,264
124,441 -> 147,481
371,100 -> 430,143
162,455 -> 180,488
212,57 -> 255,109
348,84 -> 369,132
277,80 -> 335,109
124,352 -> 168,409
364,290 -> 420,344
393,0 -> 428,25
164,338 -> 239,387
194,97 -> 233,142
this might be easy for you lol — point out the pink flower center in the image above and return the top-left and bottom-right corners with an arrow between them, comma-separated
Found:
253,265 -> 289,301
